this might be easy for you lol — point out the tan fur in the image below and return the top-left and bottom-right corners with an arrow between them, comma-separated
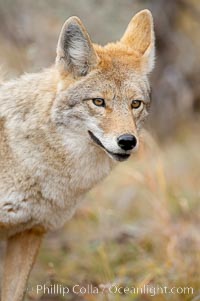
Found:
2,229 -> 44,301
0,10 -> 155,301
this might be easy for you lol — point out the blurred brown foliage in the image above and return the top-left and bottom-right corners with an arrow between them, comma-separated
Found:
0,0 -> 199,137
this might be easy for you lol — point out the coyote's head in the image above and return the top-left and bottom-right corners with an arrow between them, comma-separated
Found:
52,10 -> 155,162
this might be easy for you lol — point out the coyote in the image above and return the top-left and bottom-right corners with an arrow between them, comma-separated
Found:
0,9 -> 155,301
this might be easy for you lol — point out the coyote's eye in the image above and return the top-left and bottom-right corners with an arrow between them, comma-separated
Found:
131,100 -> 142,109
92,98 -> 105,107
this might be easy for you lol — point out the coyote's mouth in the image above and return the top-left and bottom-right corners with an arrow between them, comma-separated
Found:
88,131 -> 130,162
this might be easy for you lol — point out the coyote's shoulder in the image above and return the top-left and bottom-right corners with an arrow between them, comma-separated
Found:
0,69 -> 112,237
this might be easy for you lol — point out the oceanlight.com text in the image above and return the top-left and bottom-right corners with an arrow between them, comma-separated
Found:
27,283 -> 194,297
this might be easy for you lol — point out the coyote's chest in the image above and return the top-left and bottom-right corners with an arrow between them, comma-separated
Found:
0,140 -> 113,236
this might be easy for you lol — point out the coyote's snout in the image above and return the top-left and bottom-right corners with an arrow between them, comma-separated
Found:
89,131 -> 138,162
0,9 -> 155,301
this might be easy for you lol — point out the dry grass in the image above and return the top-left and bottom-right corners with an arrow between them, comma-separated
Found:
26,121 -> 200,301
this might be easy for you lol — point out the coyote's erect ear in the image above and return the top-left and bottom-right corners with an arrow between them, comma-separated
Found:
121,9 -> 155,73
56,17 -> 99,77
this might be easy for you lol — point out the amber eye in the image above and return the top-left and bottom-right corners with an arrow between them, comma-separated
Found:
92,98 -> 105,107
131,100 -> 142,109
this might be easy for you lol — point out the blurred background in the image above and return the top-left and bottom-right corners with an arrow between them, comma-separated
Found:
0,0 -> 199,300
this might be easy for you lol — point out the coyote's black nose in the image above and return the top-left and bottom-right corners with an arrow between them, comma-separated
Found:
117,134 -> 137,151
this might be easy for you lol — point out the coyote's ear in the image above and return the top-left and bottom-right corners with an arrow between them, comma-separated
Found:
121,9 -> 155,73
56,17 -> 99,77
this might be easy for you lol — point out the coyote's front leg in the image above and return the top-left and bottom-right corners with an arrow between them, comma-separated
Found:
1,229 -> 44,301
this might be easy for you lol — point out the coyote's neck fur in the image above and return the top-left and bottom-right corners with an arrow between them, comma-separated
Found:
0,69 -> 115,237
